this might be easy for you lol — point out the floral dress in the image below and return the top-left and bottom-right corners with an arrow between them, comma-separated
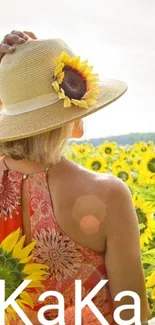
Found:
0,158 -> 116,324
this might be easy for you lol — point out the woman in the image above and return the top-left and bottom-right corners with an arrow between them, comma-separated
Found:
0,31 -> 150,324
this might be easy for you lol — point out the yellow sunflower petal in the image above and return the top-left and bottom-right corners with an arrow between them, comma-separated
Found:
60,51 -> 70,64
70,99 -> 79,106
146,271 -> 155,288
26,270 -> 48,276
79,64 -> 87,73
58,89 -> 66,99
54,63 -> 64,77
20,255 -> 33,264
72,56 -> 81,69
13,235 -> 26,259
151,287 -> 155,299
54,67 -> 62,78
16,299 -> 27,311
23,266 -> 49,276
56,57 -> 62,64
87,77 -> 99,84
71,99 -> 88,109
81,60 -> 88,66
6,306 -> 17,320
20,291 -> 34,309
1,228 -> 20,253
52,81 -> 59,92
87,78 -> 100,85
25,274 -> 45,281
140,236 -> 145,249
24,263 -> 49,273
5,312 -> 9,325
57,72 -> 64,84
78,100 -> 89,109
64,96 -> 71,108
27,281 -> 45,289
83,65 -> 93,76
87,73 -> 99,80
19,240 -> 36,259
83,88 -> 100,99
85,98 -> 97,106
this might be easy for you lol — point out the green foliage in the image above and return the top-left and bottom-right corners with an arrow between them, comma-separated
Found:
130,184 -> 155,204
70,133 -> 155,146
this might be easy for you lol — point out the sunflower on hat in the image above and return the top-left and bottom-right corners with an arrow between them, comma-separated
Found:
52,52 -> 100,109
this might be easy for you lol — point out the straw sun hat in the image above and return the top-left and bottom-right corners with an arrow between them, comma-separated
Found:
0,38 -> 127,143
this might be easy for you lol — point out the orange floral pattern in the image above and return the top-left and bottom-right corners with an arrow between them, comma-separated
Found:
61,306 -> 102,325
0,159 -> 116,324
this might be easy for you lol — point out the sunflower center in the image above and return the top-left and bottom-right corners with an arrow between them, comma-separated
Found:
141,147 -> 147,152
91,161 -> 102,171
147,158 -> 155,173
80,149 -> 85,153
61,66 -> 87,100
118,171 -> 129,181
105,147 -> 112,154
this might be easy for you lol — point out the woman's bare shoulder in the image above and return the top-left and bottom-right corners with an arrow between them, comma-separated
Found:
59,157 -> 130,198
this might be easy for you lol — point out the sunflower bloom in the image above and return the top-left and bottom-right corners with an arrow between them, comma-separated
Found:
0,228 -> 48,323
52,51 -> 100,109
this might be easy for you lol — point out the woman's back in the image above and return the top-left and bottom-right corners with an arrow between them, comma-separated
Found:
0,31 -> 150,324
0,155 -> 110,250
0,156 -> 116,324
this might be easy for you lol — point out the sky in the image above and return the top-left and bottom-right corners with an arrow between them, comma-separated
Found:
0,0 -> 155,139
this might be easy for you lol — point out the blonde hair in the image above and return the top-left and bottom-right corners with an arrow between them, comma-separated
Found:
0,122 -> 74,165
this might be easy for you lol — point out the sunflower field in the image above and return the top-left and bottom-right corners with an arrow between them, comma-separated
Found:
65,140 -> 155,317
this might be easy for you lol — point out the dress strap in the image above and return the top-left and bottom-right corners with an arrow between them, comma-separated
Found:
45,162 -> 53,174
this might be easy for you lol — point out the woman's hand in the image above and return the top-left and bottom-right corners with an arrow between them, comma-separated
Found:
0,30 -> 37,61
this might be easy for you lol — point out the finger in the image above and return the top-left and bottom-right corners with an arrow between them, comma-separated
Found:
0,45 -> 15,62
23,31 -> 37,39
3,33 -> 25,45
11,30 -> 29,40
0,43 -> 15,54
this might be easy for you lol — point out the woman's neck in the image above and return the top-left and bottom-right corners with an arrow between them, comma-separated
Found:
3,156 -> 50,175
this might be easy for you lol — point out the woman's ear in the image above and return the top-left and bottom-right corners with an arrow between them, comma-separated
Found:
72,119 -> 84,138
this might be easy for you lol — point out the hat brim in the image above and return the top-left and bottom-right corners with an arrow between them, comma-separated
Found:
0,79 -> 127,143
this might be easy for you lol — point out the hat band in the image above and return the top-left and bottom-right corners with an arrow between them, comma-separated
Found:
2,92 -> 60,116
